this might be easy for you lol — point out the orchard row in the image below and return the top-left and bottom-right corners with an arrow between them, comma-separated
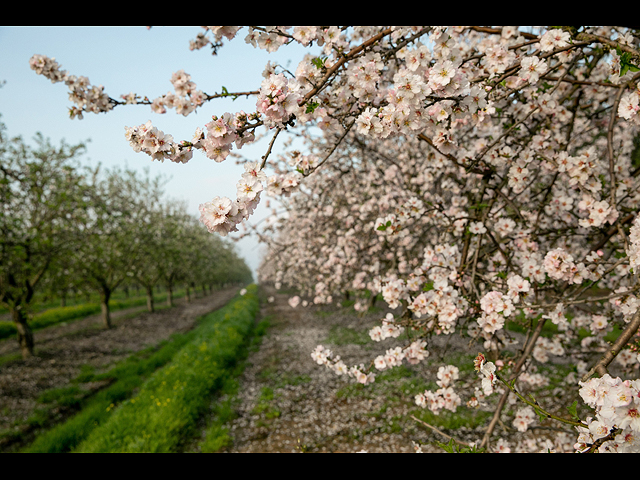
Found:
0,117 -> 252,359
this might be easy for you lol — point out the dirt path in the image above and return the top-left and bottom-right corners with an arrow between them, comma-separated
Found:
205,285 -> 445,453
0,286 -> 241,448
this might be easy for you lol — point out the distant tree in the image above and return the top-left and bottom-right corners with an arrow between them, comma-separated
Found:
0,118 -> 90,357
73,167 -> 150,328
129,175 -> 168,312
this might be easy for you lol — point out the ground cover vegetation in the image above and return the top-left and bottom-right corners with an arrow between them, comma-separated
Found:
69,285 -> 259,453
30,26 -> 640,452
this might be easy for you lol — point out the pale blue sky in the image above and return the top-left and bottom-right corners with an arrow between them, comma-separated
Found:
0,26 -> 314,277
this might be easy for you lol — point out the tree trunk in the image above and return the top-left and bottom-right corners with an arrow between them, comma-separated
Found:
11,307 -> 34,359
100,288 -> 112,329
369,292 -> 377,309
166,284 -> 173,308
146,285 -> 154,312
185,285 -> 191,303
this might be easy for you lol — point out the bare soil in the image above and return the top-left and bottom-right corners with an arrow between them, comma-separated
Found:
0,287 -> 241,451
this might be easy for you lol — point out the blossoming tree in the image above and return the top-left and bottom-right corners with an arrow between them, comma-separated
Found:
0,121 -> 89,358
30,26 -> 640,452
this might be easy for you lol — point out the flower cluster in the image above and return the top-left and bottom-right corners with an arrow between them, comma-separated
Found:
148,69 -> 206,117
477,290 -> 515,335
577,197 -> 618,228
265,172 -> 301,198
189,26 -> 241,51
256,73 -> 301,128
199,112 -> 257,163
288,295 -> 301,308
310,345 -> 373,385
513,406 -> 537,432
311,335 -> 428,387
407,281 -> 464,334
415,364 -> 462,415
518,56 -> 548,85
555,148 -> 604,193
627,215 -> 640,272
124,121 -> 192,164
575,374 -> 640,452
474,353 -> 498,396
375,196 -> 426,237
245,27 -> 292,53
532,336 -> 565,363
369,313 -> 404,341
610,287 -> 639,322
30,54 -> 113,119
198,161 -> 265,237
542,303 -> 570,331
543,248 -> 582,284
539,28 -> 572,52
618,84 -> 640,124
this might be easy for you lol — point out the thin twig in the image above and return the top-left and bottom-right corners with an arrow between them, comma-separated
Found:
581,307 -> 640,382
410,415 -> 470,447
259,127 -> 282,170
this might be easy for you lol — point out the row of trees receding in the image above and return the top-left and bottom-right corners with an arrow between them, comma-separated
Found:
0,116 -> 253,359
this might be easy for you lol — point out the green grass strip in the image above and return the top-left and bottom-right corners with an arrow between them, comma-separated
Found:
20,287 -> 250,453
196,316 -> 271,453
21,324 -> 201,453
71,285 -> 259,453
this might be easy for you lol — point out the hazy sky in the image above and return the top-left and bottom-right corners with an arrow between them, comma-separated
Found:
0,26 -> 313,278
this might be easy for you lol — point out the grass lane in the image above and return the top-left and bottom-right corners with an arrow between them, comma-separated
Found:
70,285 -> 259,453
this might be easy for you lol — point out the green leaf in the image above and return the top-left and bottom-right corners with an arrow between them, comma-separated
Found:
311,56 -> 327,69
617,50 -> 640,77
567,400 -> 579,420
621,64 -> 631,77
376,220 -> 391,232
535,409 -> 548,422
305,101 -> 320,114
422,281 -> 434,292
469,203 -> 489,210
436,438 -> 483,453
436,438 -> 457,453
